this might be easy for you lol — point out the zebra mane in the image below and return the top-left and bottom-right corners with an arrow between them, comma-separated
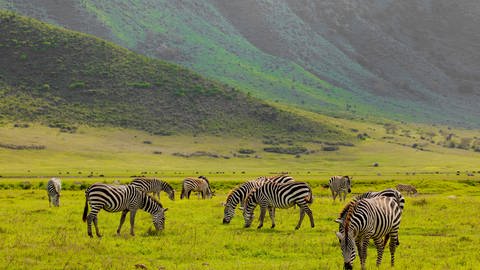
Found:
342,200 -> 359,238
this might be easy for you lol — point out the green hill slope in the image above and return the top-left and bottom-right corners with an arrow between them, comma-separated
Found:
0,10 -> 342,139
2,1 -> 480,127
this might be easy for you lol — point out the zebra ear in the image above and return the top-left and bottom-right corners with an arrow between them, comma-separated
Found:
163,208 -> 168,212
334,218 -> 343,224
336,232 -> 343,239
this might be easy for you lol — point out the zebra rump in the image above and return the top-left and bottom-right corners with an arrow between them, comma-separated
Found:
47,178 -> 62,207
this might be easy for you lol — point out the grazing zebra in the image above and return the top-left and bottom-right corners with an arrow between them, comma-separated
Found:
82,183 -> 168,238
243,181 -> 314,230
222,174 -> 294,224
335,196 -> 402,270
130,177 -> 175,201
47,178 -> 62,207
395,184 -> 417,195
180,176 -> 212,199
328,175 -> 352,201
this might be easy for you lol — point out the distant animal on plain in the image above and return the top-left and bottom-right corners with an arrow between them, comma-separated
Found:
395,184 -> 417,195
180,176 -> 213,199
328,175 -> 352,201
130,177 -> 175,200
47,178 -> 61,207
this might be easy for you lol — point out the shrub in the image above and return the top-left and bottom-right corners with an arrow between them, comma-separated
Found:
263,146 -> 307,155
238,148 -> 255,154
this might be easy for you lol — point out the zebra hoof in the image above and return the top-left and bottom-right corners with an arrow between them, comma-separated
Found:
271,224 -> 275,229
295,226 -> 300,230
257,225 -> 263,229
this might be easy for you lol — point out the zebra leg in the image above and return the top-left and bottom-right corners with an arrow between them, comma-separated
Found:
360,237 -> 369,270
295,207 -> 305,230
268,207 -> 275,228
92,214 -> 102,238
389,233 -> 398,266
129,210 -> 137,236
257,206 -> 267,229
86,214 -> 94,238
331,190 -> 336,202
374,237 -> 385,267
117,209 -> 129,235
304,206 -> 314,228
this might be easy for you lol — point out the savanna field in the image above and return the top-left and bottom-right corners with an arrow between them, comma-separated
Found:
1,175 -> 480,270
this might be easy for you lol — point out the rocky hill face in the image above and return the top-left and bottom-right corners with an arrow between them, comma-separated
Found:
2,0 -> 480,127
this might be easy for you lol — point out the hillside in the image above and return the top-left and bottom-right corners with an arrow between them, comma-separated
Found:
2,1 -> 480,127
0,10 -> 341,139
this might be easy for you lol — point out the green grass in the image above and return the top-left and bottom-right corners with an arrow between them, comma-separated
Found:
1,120 -> 480,269
0,177 -> 479,269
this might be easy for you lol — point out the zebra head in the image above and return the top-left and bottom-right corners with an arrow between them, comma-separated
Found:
345,176 -> 352,193
152,208 -> 168,231
336,230 -> 356,270
168,190 -> 175,201
242,189 -> 257,228
223,202 -> 235,224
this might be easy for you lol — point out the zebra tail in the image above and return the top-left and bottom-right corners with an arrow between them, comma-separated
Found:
82,195 -> 89,222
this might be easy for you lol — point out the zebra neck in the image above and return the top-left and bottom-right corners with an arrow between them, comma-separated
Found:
141,194 -> 161,214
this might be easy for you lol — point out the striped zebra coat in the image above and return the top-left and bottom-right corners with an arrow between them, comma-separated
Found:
329,175 -> 352,201
243,181 -> 314,230
395,184 -> 417,195
130,178 -> 175,201
82,183 -> 168,238
222,175 -> 294,224
335,196 -> 402,270
180,176 -> 212,199
47,178 -> 61,207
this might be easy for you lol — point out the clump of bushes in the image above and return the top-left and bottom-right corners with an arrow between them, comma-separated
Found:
263,146 -> 307,155
238,148 -> 255,154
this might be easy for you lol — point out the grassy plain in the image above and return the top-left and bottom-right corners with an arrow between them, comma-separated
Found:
1,123 -> 480,269
0,177 -> 479,270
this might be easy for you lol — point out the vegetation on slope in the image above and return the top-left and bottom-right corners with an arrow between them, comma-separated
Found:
0,10 -> 342,139
3,1 -> 480,127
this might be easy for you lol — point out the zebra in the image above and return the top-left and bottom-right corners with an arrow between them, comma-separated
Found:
328,175 -> 352,201
395,184 -> 417,195
82,183 -> 168,238
335,196 -> 402,270
337,189 -> 405,246
180,176 -> 212,199
130,177 -> 175,201
222,174 -> 294,224
47,178 -> 62,207
243,181 -> 314,230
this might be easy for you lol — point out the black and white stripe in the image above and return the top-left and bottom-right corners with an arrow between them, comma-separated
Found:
130,177 -> 175,201
243,181 -> 314,230
335,196 -> 402,270
180,176 -> 212,199
82,183 -> 168,237
47,178 -> 61,207
222,175 -> 294,224
328,176 -> 352,201
395,184 -> 417,195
